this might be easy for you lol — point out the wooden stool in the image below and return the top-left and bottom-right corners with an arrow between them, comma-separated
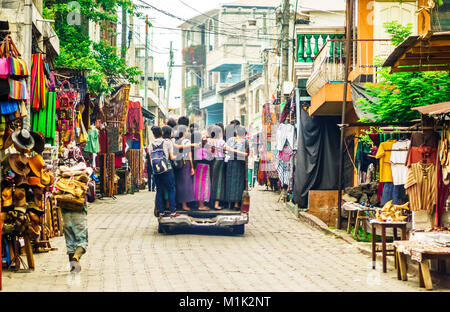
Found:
371,221 -> 407,273
10,234 -> 34,271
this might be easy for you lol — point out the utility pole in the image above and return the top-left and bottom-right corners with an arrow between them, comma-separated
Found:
121,5 -> 127,59
245,61 -> 250,127
280,0 -> 290,88
144,15 -> 149,110
166,41 -> 174,114
23,0 -> 33,130
337,0 -> 354,230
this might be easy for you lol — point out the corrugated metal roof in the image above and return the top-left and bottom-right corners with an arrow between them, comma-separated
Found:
412,102 -> 450,115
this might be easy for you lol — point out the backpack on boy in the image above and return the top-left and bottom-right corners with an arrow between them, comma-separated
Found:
150,141 -> 170,175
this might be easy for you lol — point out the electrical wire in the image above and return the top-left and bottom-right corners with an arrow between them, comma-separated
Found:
134,0 -> 281,42
176,0 -> 259,34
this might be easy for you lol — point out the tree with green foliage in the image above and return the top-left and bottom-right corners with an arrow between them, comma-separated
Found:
43,0 -> 145,95
357,20 -> 450,122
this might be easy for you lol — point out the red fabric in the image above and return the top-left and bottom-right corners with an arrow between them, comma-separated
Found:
406,146 -> 438,167
115,155 -> 122,168
377,182 -> 384,203
98,129 -> 108,154
127,101 -> 145,131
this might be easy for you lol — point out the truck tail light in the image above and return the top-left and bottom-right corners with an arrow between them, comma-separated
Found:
241,190 -> 250,213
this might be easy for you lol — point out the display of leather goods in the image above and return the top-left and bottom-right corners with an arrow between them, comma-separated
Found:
13,187 -> 27,207
28,153 -> 45,177
0,100 -> 18,115
8,153 -> 31,176
2,186 -> 13,207
30,131 -> 45,154
11,128 -> 35,150
8,77 -> 28,100
15,174 -> 29,186
0,77 -> 9,96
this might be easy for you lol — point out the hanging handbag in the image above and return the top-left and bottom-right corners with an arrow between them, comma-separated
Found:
0,58 -> 9,79
8,77 -> 28,100
77,111 -> 88,144
0,38 -> 10,78
1,35 -> 29,77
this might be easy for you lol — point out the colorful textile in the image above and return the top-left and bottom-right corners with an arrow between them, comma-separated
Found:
405,162 -> 437,214
30,53 -> 46,110
277,160 -> 290,186
210,159 -> 226,202
194,163 -> 210,202
8,77 -> 28,100
175,161 -> 195,204
9,56 -> 29,77
31,91 -> 56,144
84,128 -> 99,154
375,140 -> 396,183
225,160 -> 246,202
127,101 -> 145,131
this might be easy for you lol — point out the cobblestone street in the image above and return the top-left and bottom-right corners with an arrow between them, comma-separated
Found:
1,187 -> 441,292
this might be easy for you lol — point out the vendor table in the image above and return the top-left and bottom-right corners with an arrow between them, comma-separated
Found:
343,202 -> 375,239
394,240 -> 450,290
370,220 -> 407,273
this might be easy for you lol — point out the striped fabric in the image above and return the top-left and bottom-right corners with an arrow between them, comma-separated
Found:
276,160 -> 290,186
194,163 -> 211,202
30,53 -> 46,110
405,163 -> 437,214
8,78 -> 28,100
210,159 -> 226,202
9,56 -> 29,77
225,160 -> 246,202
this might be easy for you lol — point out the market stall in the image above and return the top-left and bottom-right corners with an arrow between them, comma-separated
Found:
256,90 -> 298,202
0,35 -> 61,281
342,104 -> 450,289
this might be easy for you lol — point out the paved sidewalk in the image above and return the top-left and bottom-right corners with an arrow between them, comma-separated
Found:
1,187 -> 441,291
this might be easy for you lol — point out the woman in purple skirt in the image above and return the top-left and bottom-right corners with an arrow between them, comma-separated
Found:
173,125 -> 195,211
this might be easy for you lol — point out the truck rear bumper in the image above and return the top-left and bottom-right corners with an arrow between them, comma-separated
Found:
158,213 -> 249,227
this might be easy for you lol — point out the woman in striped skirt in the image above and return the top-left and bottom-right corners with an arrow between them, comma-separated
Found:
192,130 -> 212,210
224,125 -> 248,209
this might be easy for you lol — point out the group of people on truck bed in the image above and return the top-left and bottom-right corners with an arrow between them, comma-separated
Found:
145,116 -> 249,217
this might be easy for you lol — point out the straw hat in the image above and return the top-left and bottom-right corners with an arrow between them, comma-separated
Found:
28,154 -> 45,177
11,129 -> 35,150
8,153 -> 30,176
40,169 -> 54,186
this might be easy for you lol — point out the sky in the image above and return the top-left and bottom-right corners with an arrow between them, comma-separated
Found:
131,0 -> 236,110
130,0 -> 345,110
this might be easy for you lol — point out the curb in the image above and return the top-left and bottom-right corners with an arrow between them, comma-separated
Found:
286,203 -> 419,276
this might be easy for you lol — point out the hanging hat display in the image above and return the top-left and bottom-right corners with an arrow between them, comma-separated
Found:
13,187 -> 27,207
28,153 -> 45,177
8,153 -> 30,176
28,176 -> 45,188
2,186 -> 13,207
11,128 -> 34,150
40,169 -> 53,186
30,131 -> 45,154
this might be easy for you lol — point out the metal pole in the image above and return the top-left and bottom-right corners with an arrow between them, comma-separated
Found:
121,5 -> 127,59
144,15 -> 149,110
22,0 -> 33,130
336,0 -> 353,230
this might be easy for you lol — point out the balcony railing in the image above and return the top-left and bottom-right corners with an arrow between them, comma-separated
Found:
306,38 -> 395,97
297,34 -> 345,63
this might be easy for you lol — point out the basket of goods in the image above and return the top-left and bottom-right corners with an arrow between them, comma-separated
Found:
375,200 -> 409,222
54,163 -> 92,212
